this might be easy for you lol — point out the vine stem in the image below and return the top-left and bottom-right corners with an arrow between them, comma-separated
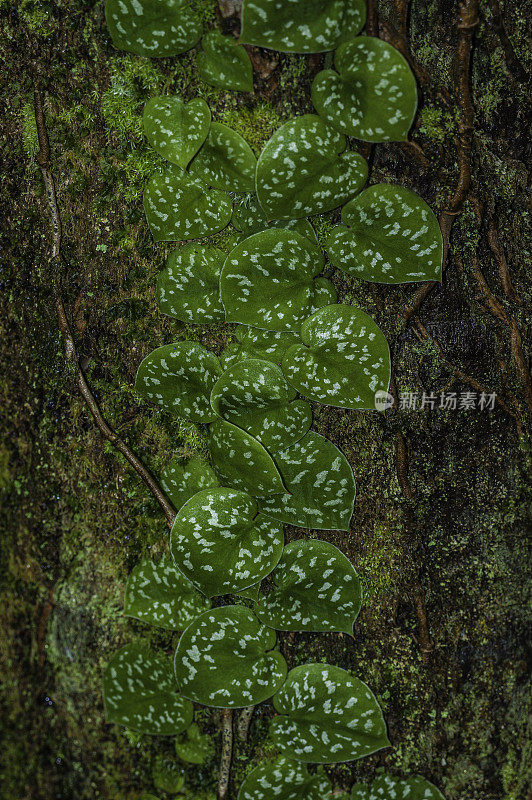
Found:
32,88 -> 176,528
218,709 -> 233,800
237,705 -> 254,742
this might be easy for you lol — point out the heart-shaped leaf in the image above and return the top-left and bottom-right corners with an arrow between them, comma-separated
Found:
135,342 -> 222,422
105,0 -> 202,57
208,419 -> 285,496
143,96 -> 211,169
282,305 -> 391,409
210,358 -> 312,451
258,431 -> 356,531
157,243 -> 226,324
325,184 -> 443,284
237,757 -> 333,800
144,165 -> 232,241
235,326 -> 302,365
175,722 -> 214,764
257,540 -> 362,634
271,663 -> 390,763
312,37 -> 417,143
161,456 -> 220,513
240,0 -> 366,53
197,30 -> 253,92
233,195 -> 317,242
235,582 -> 260,602
220,230 -> 335,331
174,605 -> 287,707
170,487 -> 284,597
103,643 -> 193,735
124,554 -> 211,629
188,122 -> 256,193
255,115 -> 368,220
351,775 -> 446,800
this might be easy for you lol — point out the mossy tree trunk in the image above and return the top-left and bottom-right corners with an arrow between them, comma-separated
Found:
0,1 -> 530,799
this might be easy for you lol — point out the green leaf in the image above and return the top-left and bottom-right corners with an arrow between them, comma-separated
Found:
258,431 -> 356,531
175,722 -> 214,764
240,0 -> 366,53
235,582 -> 260,602
220,230 -> 335,331
196,30 -> 253,92
170,487 -> 284,597
143,96 -> 211,169
174,605 -> 287,707
135,342 -> 222,422
210,358 -> 312,451
312,37 -> 417,143
144,165 -> 232,241
256,115 -> 368,220
208,419 -> 286,496
152,755 -> 186,794
282,305 -> 391,409
105,0 -> 202,57
103,643 -> 193,735
161,456 -> 220,513
189,123 -> 256,193
124,554 -> 211,630
351,775 -> 446,800
157,243 -> 226,324
235,326 -> 302,365
325,184 -> 443,284
257,540 -> 362,634
233,195 -> 317,242
237,757 -> 333,800
271,663 -> 390,763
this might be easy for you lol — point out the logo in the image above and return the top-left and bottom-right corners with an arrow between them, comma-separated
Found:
374,390 -> 395,411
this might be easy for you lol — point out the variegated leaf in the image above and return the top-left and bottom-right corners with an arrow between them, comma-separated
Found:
282,305 -> 391,410
255,115 -> 368,220
124,554 -> 210,629
169,487 -> 284,597
189,122 -> 256,193
271,663 -> 390,763
233,195 -> 317,242
351,774 -> 446,800
208,419 -> 285,495
197,29 -> 253,92
257,540 -> 362,634
237,757 -> 333,800
105,0 -> 201,57
325,184 -> 443,284
312,37 -> 417,143
157,243 -> 225,323
259,431 -> 356,531
234,326 -> 302,365
143,96 -> 210,169
103,644 -> 193,735
161,456 -> 220,513
174,605 -> 287,707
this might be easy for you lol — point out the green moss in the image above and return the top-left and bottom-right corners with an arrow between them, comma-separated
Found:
219,103 -> 282,154
418,106 -> 456,143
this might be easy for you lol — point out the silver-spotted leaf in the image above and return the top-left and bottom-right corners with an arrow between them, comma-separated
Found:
271,663 -> 390,763
161,456 -> 220,513
255,115 -> 368,220
144,165 -> 232,241
175,722 -> 215,765
220,230 -> 334,331
237,757 -> 333,800
210,358 -> 312,451
235,582 -> 260,602
174,605 -> 287,707
235,326 -> 302,365
258,431 -> 355,531
312,37 -> 417,143
240,0 -> 366,53
208,419 -> 285,495
325,184 -> 443,284
257,540 -> 362,634
124,554 -> 211,629
233,195 -> 317,242
135,342 -> 222,422
189,122 -> 256,193
143,96 -> 211,169
282,305 -> 391,410
170,487 -> 284,597
351,774 -> 446,800
105,0 -> 201,57
103,644 -> 193,735
197,30 -> 253,92
157,244 -> 225,323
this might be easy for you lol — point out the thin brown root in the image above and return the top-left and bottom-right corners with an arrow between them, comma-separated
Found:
237,706 -> 255,743
218,709 -> 233,800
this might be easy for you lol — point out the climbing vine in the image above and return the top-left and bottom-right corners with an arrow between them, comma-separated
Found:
96,1 -> 448,798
